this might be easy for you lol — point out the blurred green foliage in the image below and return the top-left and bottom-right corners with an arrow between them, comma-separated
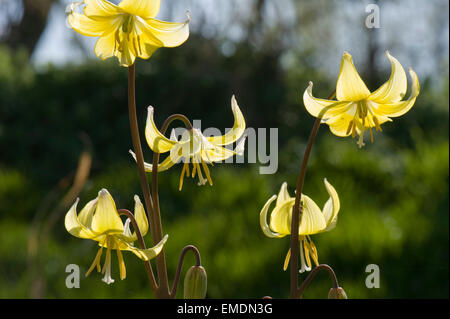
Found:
0,33 -> 448,299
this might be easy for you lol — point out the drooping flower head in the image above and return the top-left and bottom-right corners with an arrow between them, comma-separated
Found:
65,188 -> 168,284
67,0 -> 190,66
260,179 -> 340,273
303,51 -> 419,148
131,95 -> 246,190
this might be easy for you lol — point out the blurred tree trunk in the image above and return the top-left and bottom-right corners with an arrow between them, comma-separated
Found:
4,0 -> 57,54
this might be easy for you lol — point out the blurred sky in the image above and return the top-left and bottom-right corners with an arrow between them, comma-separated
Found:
13,0 -> 450,80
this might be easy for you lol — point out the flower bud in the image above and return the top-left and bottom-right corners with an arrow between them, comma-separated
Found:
183,265 -> 207,299
328,287 -> 348,299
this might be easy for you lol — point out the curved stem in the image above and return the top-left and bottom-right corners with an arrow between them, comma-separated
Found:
118,209 -> 158,293
150,114 -> 193,298
289,89 -> 336,299
170,245 -> 202,298
297,264 -> 339,298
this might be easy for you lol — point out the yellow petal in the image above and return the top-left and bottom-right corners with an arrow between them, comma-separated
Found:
129,150 -> 177,172
270,198 -> 295,235
91,189 -> 124,235
303,82 -> 353,119
260,195 -> 284,238
133,195 -> 148,237
116,248 -> 126,280
336,52 -> 371,101
141,15 -> 190,48
326,113 -> 354,137
145,106 -> 177,153
77,198 -> 97,229
321,179 -> 340,232
372,68 -> 420,117
83,0 -> 121,16
68,12 -> 120,37
208,95 -> 246,146
65,199 -> 97,239
94,30 -> 117,60
368,51 -> 407,103
121,234 -> 168,261
118,0 -> 160,18
276,182 -> 292,207
298,194 -> 327,235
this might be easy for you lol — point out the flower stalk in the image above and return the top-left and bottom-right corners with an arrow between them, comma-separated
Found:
127,64 -> 170,298
290,90 -> 336,299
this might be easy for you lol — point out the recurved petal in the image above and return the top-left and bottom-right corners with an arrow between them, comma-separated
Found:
121,234 -> 168,261
208,95 -> 246,146
68,12 -> 119,37
118,0 -> 160,18
133,195 -> 148,237
371,68 -> 420,118
91,189 -> 124,235
142,14 -> 190,48
83,0 -> 121,16
129,150 -> 178,172
260,195 -> 285,238
298,194 -> 327,235
368,51 -> 407,103
303,82 -> 353,119
276,182 -> 292,207
77,198 -> 97,229
336,52 -> 371,101
321,179 -> 340,232
145,106 -> 177,153
65,199 -> 98,239
270,198 -> 295,235
94,30 -> 117,60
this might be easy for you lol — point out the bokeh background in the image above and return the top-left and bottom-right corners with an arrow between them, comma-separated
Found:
0,0 -> 448,298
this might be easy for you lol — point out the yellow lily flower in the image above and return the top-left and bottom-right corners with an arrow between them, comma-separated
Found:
65,188 -> 168,284
303,51 -> 420,148
131,95 -> 246,190
260,179 -> 340,273
67,0 -> 190,67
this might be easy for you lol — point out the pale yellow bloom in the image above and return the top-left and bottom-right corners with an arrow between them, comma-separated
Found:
303,51 -> 420,147
260,179 -> 339,273
65,188 -> 168,284
67,0 -> 190,66
131,95 -> 246,190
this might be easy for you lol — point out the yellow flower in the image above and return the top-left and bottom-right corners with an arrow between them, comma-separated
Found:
260,179 -> 340,273
67,0 -> 190,67
131,95 -> 246,190
65,188 -> 168,284
303,51 -> 420,148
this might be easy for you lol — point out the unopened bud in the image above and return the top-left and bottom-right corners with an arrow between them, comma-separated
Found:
184,265 -> 207,299
328,287 -> 348,299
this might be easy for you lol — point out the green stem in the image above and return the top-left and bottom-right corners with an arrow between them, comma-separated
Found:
290,90 -> 336,299
150,113 -> 193,298
118,209 -> 158,292
127,64 -> 169,298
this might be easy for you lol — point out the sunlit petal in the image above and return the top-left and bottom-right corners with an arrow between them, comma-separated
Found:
303,82 -> 353,119
120,234 -> 168,261
68,12 -> 119,37
270,199 -> 295,235
276,182 -> 292,207
321,179 -> 340,232
260,195 -> 284,238
208,95 -> 246,145
77,198 -> 97,229
142,14 -> 190,47
84,0 -> 121,16
372,68 -> 420,117
336,52 -> 371,101
133,195 -> 148,237
145,106 -> 177,153
65,199 -> 97,239
129,150 -> 178,172
91,189 -> 124,235
368,51 -> 407,103
298,194 -> 327,235
118,0 -> 160,18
